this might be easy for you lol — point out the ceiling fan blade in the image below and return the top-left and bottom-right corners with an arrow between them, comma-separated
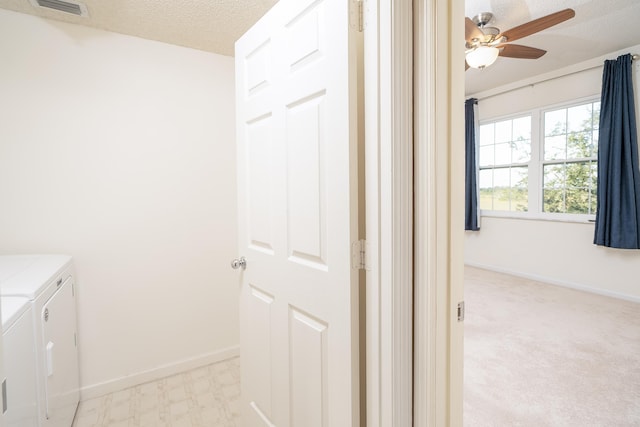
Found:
466,17 -> 484,43
499,44 -> 547,59
498,8 -> 575,43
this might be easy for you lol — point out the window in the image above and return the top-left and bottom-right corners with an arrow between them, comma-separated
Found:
478,98 -> 600,220
542,101 -> 600,214
478,116 -> 531,212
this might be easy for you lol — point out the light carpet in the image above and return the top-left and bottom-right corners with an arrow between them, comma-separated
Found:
464,266 -> 640,426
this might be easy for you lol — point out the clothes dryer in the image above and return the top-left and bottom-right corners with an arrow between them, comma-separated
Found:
2,296 -> 38,427
0,255 -> 79,427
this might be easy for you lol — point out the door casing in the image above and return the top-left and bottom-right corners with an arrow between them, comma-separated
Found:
364,0 -> 465,425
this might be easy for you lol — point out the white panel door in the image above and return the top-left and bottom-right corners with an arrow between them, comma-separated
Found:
235,0 -> 360,425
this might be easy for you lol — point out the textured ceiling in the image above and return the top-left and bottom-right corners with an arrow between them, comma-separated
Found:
465,0 -> 640,94
0,0 -> 637,92
0,0 -> 279,56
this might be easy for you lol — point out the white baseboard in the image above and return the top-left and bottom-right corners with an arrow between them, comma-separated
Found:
464,262 -> 640,304
79,345 -> 240,401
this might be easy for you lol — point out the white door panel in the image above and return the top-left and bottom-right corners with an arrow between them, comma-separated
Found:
236,0 -> 360,425
289,307 -> 327,427
244,285 -> 274,420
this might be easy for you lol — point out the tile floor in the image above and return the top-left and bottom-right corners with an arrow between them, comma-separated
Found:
72,357 -> 240,427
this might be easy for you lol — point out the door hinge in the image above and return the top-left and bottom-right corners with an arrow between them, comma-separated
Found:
351,0 -> 364,32
457,301 -> 465,322
351,239 -> 369,270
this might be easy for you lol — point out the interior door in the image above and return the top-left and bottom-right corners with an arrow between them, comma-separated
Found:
235,0 -> 360,425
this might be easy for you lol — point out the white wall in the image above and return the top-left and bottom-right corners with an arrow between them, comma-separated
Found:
466,44 -> 640,302
0,9 -> 239,397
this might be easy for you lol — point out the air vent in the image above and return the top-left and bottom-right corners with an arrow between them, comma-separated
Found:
29,0 -> 89,17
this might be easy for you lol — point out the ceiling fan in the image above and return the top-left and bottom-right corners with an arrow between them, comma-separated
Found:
465,8 -> 575,70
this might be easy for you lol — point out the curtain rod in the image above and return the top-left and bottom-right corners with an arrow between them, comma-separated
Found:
475,53 -> 638,102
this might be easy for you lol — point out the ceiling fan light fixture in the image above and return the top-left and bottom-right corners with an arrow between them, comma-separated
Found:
466,46 -> 499,69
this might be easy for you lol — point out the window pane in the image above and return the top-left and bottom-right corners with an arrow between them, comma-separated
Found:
479,193 -> 493,210
512,188 -> 528,212
492,188 -> 511,210
545,135 -> 566,160
479,145 -> 493,167
479,124 -> 494,146
513,117 -> 531,141
477,116 -> 532,213
511,167 -> 528,188
593,102 -> 600,129
495,120 -> 512,143
542,102 -> 598,216
512,139 -> 531,163
545,110 -> 566,136
493,167 -> 510,187
566,162 -> 590,188
542,160 -> 597,215
566,188 -> 590,214
567,132 -> 592,158
568,104 -> 593,132
511,167 -> 528,212
543,189 -> 565,213
544,164 -> 565,188
590,162 -> 598,215
493,168 -> 511,211
494,143 -> 511,165
479,169 -> 493,210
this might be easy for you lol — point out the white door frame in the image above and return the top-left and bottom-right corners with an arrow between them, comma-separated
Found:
364,0 -> 413,426
413,0 -> 465,426
364,0 -> 465,425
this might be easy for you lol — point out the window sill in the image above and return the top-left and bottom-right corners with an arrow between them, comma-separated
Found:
480,210 -> 596,224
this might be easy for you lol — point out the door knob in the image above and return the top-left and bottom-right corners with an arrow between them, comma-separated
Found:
231,257 -> 247,270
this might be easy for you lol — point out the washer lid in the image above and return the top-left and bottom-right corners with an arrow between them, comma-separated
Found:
1,296 -> 31,331
0,255 -> 73,298
0,255 -> 36,283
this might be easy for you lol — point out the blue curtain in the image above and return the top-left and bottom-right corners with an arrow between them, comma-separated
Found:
465,98 -> 480,231
594,54 -> 640,249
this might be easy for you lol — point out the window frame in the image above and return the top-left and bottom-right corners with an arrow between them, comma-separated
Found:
477,113 -> 533,214
478,95 -> 600,223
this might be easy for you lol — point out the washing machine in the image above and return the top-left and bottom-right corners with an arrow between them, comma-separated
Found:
2,296 -> 38,427
0,255 -> 80,427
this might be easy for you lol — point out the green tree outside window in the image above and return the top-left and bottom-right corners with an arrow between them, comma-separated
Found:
543,102 -> 599,215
